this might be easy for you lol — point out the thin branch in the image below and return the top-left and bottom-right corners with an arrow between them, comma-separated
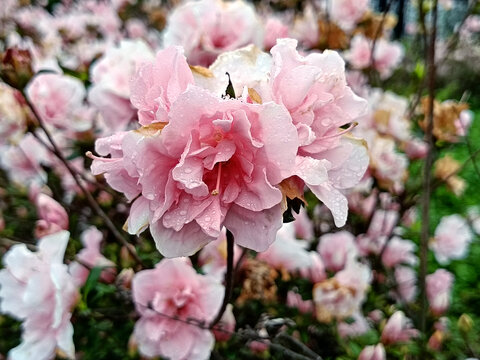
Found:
20,88 -> 145,268
210,229 -> 235,328
275,332 -> 323,360
418,0 -> 438,337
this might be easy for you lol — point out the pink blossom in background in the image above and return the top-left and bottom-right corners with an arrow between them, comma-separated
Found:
198,228 -> 242,280
293,207 -> 314,240
330,0 -> 369,31
381,237 -> 417,268
0,231 -> 78,360
381,311 -> 419,345
344,35 -> 404,79
404,138 -> 428,160
393,266 -> 417,303
313,262 -> 371,322
26,73 -> 91,131
129,46 -> 193,126
338,312 -> 370,338
92,84 -> 298,257
163,0 -> 263,67
88,39 -> 155,132
372,38 -> 404,79
263,16 -> 289,50
318,231 -> 358,272
0,82 -> 26,146
213,304 -> 236,342
286,291 -> 314,314
358,344 -> 386,360
344,35 -> 371,69
33,193 -> 69,238
257,223 -> 314,274
426,269 -> 454,316
70,226 -> 117,286
269,39 -> 369,227
454,109 -> 473,137
430,214 -> 473,264
368,209 -> 399,238
299,252 -> 327,283
0,133 -> 49,187
290,4 -> 319,49
132,258 -> 223,360
369,136 -> 408,193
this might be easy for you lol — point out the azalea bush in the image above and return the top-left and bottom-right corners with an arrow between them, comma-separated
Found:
0,0 -> 479,359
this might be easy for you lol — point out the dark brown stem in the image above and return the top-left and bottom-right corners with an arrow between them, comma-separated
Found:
210,229 -> 234,328
20,88 -> 145,268
418,0 -> 438,336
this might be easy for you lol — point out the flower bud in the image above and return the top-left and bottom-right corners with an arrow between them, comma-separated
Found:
1,47 -> 34,90
458,314 -> 473,334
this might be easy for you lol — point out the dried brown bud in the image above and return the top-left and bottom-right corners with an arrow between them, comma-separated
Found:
1,47 -> 34,90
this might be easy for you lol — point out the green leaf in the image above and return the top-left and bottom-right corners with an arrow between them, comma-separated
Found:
223,72 -> 236,99
82,266 -> 103,302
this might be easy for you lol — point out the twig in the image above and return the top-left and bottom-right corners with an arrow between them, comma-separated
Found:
210,229 -> 235,328
275,332 -> 323,360
418,0 -> 438,337
369,0 -> 395,85
20,88 -> 145,268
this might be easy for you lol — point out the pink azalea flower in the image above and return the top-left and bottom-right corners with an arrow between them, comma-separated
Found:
358,344 -> 386,360
263,16 -> 289,51
0,133 -> 49,187
404,138 -> 428,160
163,0 -> 263,66
338,312 -> 370,338
370,136 -> 408,193
70,226 -> 117,286
318,231 -> 358,272
345,35 -> 404,79
299,252 -> 327,283
345,35 -> 372,69
426,269 -> 454,316
286,291 -> 314,314
130,46 -> 194,126
88,40 -> 155,133
291,4 -> 319,49
381,237 -> 417,268
392,266 -> 417,303
430,214 -> 473,264
92,84 -> 298,257
198,228 -> 243,281
313,262 -> 371,322
269,39 -> 369,227
257,222 -> 314,274
131,258 -> 224,360
26,73 -> 90,131
330,0 -> 369,31
33,193 -> 69,238
381,311 -> 419,345
293,207 -> 314,240
0,231 -> 79,360
0,82 -> 26,146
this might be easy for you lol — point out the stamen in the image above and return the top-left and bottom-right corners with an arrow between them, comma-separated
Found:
211,162 -> 222,196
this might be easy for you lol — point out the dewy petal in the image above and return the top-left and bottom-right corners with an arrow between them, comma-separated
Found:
223,203 -> 283,252
127,197 -> 151,235
327,136 -> 369,189
309,183 -> 348,227
150,220 -> 216,257
234,167 -> 282,211
255,101 -> 298,184
294,156 -> 330,186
